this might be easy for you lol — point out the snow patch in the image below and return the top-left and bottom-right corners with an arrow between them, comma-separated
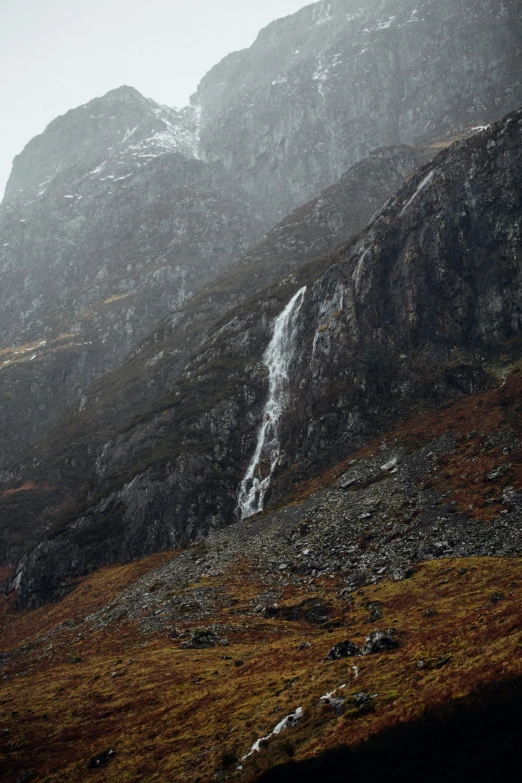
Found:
121,125 -> 139,144
89,162 -> 107,176
146,351 -> 165,368
320,689 -> 337,701
375,16 -> 396,29
314,2 -> 332,25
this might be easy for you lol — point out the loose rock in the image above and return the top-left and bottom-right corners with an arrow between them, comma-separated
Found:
361,630 -> 399,655
325,641 -> 361,661
88,748 -> 116,769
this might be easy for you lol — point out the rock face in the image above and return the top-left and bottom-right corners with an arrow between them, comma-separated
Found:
197,0 -> 522,220
4,86 -> 200,204
0,86 -> 266,466
0,143 -> 424,565
10,110 -> 522,607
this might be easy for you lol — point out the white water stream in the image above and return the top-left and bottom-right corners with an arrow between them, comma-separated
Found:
237,286 -> 307,520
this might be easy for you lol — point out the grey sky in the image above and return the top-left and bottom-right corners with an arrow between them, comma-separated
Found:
0,0 -> 312,200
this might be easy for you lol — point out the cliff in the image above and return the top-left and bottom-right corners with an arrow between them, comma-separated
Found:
197,0 -> 522,220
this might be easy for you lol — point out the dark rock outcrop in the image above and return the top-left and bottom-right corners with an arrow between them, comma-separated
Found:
325,641 -> 361,660
361,630 -> 399,655
180,629 -> 217,649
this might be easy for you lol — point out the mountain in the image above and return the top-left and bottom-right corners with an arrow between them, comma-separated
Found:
1,2 -> 522,779
2,0 -> 521,472
9,109 -> 522,608
3,374 -> 522,781
0,143 -> 427,567
197,0 -> 522,220
0,86 -> 266,467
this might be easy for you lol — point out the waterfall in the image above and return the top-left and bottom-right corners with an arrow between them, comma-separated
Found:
237,286 -> 307,520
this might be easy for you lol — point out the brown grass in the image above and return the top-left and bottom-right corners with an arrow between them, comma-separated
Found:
1,552 -> 522,783
0,483 -> 54,499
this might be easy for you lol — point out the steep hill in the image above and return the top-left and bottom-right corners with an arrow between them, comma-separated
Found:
0,144 -> 426,567
3,373 -> 522,779
1,6 -> 522,778
2,0 -> 521,469
8,109 -> 522,608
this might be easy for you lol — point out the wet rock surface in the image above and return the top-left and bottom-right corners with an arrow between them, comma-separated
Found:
13,417 -> 522,623
0,144 -> 424,565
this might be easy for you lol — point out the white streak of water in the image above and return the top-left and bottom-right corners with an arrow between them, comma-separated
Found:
400,169 -> 436,216
237,287 -> 307,520
241,708 -> 303,761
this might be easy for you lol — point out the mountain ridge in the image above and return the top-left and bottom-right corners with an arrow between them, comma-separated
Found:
197,0 -> 522,220
1,4 -> 522,780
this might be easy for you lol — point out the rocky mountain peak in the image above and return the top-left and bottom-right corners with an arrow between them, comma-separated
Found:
195,0 -> 372,123
3,86 -> 201,205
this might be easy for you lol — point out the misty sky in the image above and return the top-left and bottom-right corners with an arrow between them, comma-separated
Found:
0,0 -> 312,200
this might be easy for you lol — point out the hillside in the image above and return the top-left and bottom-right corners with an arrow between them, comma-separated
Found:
7,109 -> 522,609
3,376 -> 522,780
197,0 -> 522,220
2,0 -> 521,471
1,3 -> 522,779
0,87 -> 266,467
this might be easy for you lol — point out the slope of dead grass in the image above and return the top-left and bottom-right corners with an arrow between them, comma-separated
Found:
1,553 -> 522,783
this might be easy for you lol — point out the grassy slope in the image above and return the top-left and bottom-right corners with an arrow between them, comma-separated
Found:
1,555 -> 521,783
2,376 -> 522,781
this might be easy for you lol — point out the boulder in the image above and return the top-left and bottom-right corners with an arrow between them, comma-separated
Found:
325,641 -> 361,661
361,630 -> 399,656
180,629 -> 217,649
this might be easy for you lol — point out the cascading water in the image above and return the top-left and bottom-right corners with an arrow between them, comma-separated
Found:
237,286 -> 307,520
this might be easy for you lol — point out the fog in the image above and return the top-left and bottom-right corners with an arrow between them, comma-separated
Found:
0,0 -> 311,199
